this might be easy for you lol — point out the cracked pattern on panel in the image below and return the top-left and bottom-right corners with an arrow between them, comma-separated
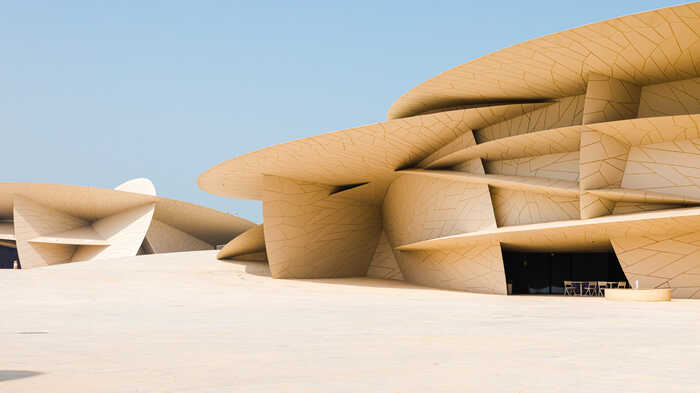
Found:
383,175 -> 496,247
0,182 -> 253,251
397,244 -> 506,294
145,219 -> 213,253
199,103 -> 548,202
485,152 -> 580,182
366,231 -> 404,281
580,130 -> 631,189
263,175 -> 382,279
453,158 -> 486,174
398,207 -> 700,253
582,73 -> 641,124
217,224 -> 266,260
382,174 -> 504,292
580,129 -> 631,218
13,196 -> 86,268
621,137 -> 700,200
2,181 -> 253,268
419,130 -> 476,167
477,96 -> 585,142
590,114 -> 700,145
612,202 -> 681,215
639,76 -> 700,118
580,192 -> 616,219
588,187 -> 700,204
491,188 -> 580,227
399,169 -> 579,198
611,233 -> 700,299
72,204 -> 155,262
388,3 -> 700,119
429,126 -> 581,168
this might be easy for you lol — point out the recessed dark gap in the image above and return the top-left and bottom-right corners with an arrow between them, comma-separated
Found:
329,182 -> 369,196
503,251 -> 629,295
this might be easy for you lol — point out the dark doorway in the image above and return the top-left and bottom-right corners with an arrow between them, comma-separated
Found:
503,251 -> 628,295
0,245 -> 19,269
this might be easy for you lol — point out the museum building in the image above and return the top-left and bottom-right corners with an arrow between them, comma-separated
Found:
200,3 -> 700,299
0,179 -> 253,269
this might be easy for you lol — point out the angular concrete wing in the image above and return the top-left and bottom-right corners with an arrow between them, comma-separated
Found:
217,224 -> 266,261
1,179 -> 254,268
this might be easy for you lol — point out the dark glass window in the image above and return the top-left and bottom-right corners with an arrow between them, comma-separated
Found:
0,246 -> 19,269
504,251 -> 628,295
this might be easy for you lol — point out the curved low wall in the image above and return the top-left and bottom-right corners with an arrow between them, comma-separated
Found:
605,289 -> 671,302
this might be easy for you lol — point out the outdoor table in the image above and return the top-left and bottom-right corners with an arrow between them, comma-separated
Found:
569,281 -> 620,296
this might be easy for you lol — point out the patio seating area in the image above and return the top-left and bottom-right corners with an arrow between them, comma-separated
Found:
564,281 -> 628,296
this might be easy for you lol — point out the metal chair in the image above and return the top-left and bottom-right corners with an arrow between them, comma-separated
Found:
597,281 -> 608,296
584,281 -> 598,296
564,281 -> 575,296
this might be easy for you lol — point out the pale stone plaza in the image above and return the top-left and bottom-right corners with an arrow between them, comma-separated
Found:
1,251 -> 698,393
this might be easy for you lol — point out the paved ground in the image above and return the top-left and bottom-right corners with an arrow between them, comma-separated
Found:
1,250 -> 699,393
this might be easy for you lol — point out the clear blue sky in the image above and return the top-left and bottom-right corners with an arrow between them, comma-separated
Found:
1,0 -> 683,223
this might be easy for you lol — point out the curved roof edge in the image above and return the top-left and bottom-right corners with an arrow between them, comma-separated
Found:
115,178 -> 157,196
387,3 -> 700,119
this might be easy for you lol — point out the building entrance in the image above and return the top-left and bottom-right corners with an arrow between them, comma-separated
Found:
0,245 -> 19,269
503,251 -> 628,295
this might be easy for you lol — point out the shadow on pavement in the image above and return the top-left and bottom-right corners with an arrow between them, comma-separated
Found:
0,370 -> 42,382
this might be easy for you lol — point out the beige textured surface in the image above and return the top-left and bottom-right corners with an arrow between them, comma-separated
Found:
579,129 -> 631,218
145,218 -> 214,254
611,201 -> 681,214
114,177 -> 157,196
382,175 -> 496,247
399,169 -> 580,197
14,195 -> 156,267
382,174 -> 504,292
588,187 -> 700,204
621,137 -> 700,199
0,222 -> 15,241
263,175 -> 382,278
418,130 -> 476,167
427,125 -> 581,168
611,232 -> 700,299
485,152 -> 580,181
28,226 -> 109,246
491,188 -> 580,227
591,114 -> 700,145
217,224 -> 266,260
388,3 -> 700,119
13,196 -> 87,268
198,103 -> 547,202
582,73 -> 641,124
3,251 -> 700,393
605,288 -> 672,301
398,206 -> 700,253
72,204 -> 155,262
476,95 -> 585,142
365,231 -> 404,280
396,243 -> 507,294
1,181 -> 253,268
638,76 -> 700,118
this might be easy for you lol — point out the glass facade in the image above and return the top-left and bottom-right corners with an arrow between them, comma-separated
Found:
503,251 -> 628,295
0,245 -> 19,269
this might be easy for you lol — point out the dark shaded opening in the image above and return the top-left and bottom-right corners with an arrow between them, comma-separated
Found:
0,370 -> 42,382
0,245 -> 19,269
503,251 -> 628,295
330,182 -> 369,196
